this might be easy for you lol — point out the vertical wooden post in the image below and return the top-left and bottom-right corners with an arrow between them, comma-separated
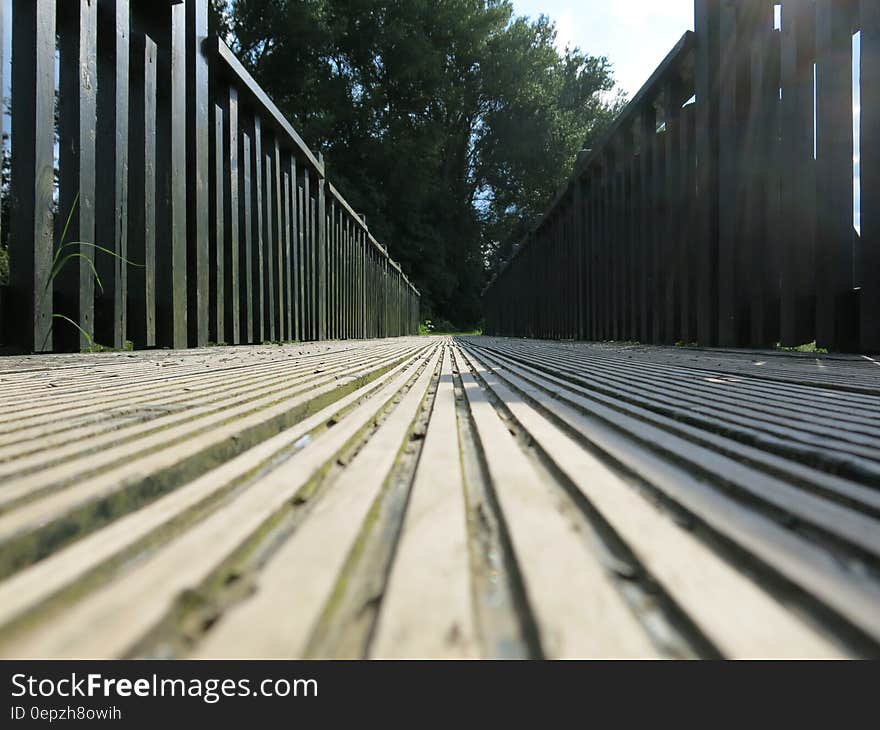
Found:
297,184 -> 306,340
861,0 -> 880,352
574,177 -> 585,340
240,130 -> 254,343
664,72 -> 684,344
361,224 -> 368,339
318,167 -> 327,341
290,157 -> 299,341
273,139 -> 284,340
815,0 -> 856,350
746,21 -> 781,347
252,116 -> 264,342
680,103 -> 697,344
223,86 -> 241,344
95,0 -> 130,349
210,104 -> 225,342
780,0 -> 817,347
717,0 -> 751,347
263,150 -> 276,342
628,137 -> 640,340
128,33 -> 157,349
10,0 -> 56,352
694,0 -> 721,346
57,0 -> 98,352
283,170 -> 293,342
186,0 -> 209,347
638,107 -> 656,342
156,2 -> 188,349
651,111 -> 667,344
302,167 -> 311,340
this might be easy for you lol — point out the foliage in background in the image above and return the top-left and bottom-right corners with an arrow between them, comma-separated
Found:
210,0 -> 622,329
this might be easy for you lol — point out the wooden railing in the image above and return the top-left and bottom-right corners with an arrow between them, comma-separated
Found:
0,0 -> 419,353
484,0 -> 877,353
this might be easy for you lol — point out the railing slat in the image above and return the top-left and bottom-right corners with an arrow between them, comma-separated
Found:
57,0 -> 99,352
186,0 -> 210,348
10,0 -> 56,352
861,0 -> 880,352
240,130 -> 254,343
127,33 -> 157,349
223,86 -> 241,345
780,0 -> 818,347
211,103 -> 225,343
252,115 -> 265,342
815,0 -> 857,350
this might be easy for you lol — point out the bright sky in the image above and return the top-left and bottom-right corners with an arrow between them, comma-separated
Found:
512,0 -> 695,96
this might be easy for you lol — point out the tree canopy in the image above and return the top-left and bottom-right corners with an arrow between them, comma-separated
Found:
210,0 -> 623,329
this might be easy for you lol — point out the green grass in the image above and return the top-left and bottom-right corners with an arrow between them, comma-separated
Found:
88,340 -> 135,353
429,329 -> 482,336
775,341 -> 829,354
0,246 -> 8,286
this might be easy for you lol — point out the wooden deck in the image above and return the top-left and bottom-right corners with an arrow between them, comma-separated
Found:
0,337 -> 877,659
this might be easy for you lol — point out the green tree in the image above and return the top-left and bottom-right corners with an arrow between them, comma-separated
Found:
211,0 -> 621,328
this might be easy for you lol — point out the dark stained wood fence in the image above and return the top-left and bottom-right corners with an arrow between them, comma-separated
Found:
484,0 -> 877,353
0,0 -> 419,353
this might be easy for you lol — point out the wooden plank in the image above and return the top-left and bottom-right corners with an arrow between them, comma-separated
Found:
94,0 -> 130,350
694,0 -> 721,346
861,0 -> 880,352
289,157 -> 299,342
263,152 -> 276,342
574,179 -> 585,340
240,131 -> 254,343
0,344 -> 421,580
192,346 -> 442,659
0,343 -> 433,658
815,0 -> 857,350
664,74 -> 684,345
253,116 -> 265,342
0,345 -> 427,642
127,33 -> 157,349
211,105 -> 225,343
639,109 -> 656,343
456,347 -> 659,658
273,140 -> 284,341
297,185 -> 306,340
780,0 -> 817,347
9,0 -> 56,352
57,0 -> 98,352
461,343 -> 843,658
744,20 -> 777,347
717,0 -> 743,347
303,169 -> 312,341
373,359 -> 474,673
651,126 -> 667,344
186,0 -> 210,348
318,174 -> 327,340
283,171 -> 293,342
223,86 -> 241,345
462,337 -> 880,645
156,2 -> 188,349
680,103 -> 697,344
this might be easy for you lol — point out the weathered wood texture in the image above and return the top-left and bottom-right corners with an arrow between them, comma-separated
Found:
0,337 -> 876,659
485,0 -> 875,353
0,2 -> 418,353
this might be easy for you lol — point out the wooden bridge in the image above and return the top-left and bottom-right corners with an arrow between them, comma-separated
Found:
0,0 -> 878,659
